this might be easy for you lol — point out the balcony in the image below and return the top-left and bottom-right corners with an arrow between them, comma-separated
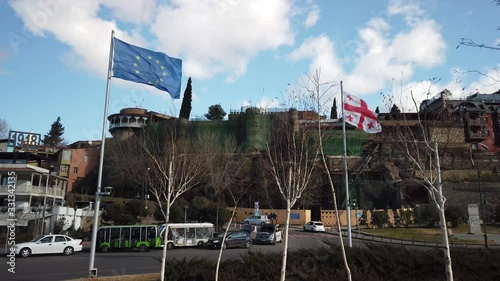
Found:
0,182 -> 65,198
467,130 -> 489,140
467,118 -> 488,126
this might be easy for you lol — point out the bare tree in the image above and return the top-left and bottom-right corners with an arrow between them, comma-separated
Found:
301,71 -> 353,281
0,119 -> 9,139
258,106 -> 321,281
385,89 -> 454,281
195,131 -> 251,281
139,120 -> 207,281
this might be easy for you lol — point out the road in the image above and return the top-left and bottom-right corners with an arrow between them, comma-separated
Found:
1,229 -> 353,281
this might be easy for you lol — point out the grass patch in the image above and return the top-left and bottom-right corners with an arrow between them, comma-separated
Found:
360,224 -> 499,245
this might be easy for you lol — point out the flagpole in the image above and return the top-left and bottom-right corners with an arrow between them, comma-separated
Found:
341,81 -> 352,247
89,29 -> 115,277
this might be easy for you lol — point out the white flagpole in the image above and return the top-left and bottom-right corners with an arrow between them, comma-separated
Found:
341,81 -> 352,247
89,29 -> 115,277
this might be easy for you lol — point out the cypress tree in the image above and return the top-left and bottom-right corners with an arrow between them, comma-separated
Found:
330,98 -> 338,119
179,77 -> 192,120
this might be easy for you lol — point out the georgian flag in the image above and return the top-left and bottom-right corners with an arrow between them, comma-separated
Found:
343,93 -> 382,133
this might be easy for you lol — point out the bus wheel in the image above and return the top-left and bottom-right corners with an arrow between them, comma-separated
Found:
167,243 -> 174,250
100,245 -> 109,253
197,241 -> 204,248
138,244 -> 148,252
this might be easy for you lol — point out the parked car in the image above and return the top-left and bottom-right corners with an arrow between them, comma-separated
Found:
244,215 -> 270,225
255,224 -> 283,245
14,234 -> 83,258
241,224 -> 259,240
205,230 -> 252,249
303,221 -> 325,232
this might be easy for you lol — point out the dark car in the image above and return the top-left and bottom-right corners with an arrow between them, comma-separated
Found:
205,230 -> 252,249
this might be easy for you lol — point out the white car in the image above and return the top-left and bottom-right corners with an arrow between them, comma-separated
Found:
14,234 -> 83,258
243,215 -> 270,225
303,221 -> 325,232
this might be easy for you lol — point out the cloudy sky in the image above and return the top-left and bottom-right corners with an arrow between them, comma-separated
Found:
0,0 -> 499,143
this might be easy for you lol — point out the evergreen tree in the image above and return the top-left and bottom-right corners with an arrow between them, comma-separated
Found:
375,106 -> 380,114
43,116 -> 65,146
205,104 -> 226,120
330,98 -> 338,119
390,104 -> 401,114
179,77 -> 192,120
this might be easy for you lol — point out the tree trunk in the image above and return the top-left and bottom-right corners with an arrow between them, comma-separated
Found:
279,200 -> 291,281
434,142 -> 453,281
215,207 -> 238,281
160,206 -> 171,281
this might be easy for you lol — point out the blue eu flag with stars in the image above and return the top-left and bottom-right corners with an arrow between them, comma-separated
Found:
112,37 -> 182,99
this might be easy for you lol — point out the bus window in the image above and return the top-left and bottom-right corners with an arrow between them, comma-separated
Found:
121,227 -> 131,248
111,228 -> 120,248
131,227 -> 140,246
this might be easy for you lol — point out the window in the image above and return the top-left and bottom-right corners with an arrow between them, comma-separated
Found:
40,236 -> 53,243
84,154 -> 88,162
73,167 -> 78,174
54,236 -> 66,242
60,165 -> 68,174
62,150 -> 72,161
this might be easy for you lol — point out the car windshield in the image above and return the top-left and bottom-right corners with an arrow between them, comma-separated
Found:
217,232 -> 230,238
260,226 -> 274,232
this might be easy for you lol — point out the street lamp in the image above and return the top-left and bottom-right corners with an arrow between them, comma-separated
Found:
140,168 -> 150,224
184,205 -> 188,223
216,207 -> 219,232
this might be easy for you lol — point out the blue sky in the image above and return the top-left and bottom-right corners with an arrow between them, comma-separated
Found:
1,0 -> 499,144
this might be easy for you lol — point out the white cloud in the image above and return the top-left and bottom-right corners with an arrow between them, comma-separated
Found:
288,34 -> 343,82
387,0 -> 425,26
9,0 -> 295,84
289,1 -> 446,100
465,67 -> 500,95
304,5 -> 319,28
151,0 -> 295,81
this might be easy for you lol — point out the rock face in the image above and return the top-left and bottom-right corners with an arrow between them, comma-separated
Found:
468,204 -> 482,234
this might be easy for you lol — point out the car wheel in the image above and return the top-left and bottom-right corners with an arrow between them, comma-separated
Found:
20,248 -> 31,258
166,242 -> 174,250
138,244 -> 147,252
63,246 -> 74,256
244,241 -> 251,249
222,242 -> 227,250
197,241 -> 205,248
100,245 -> 110,253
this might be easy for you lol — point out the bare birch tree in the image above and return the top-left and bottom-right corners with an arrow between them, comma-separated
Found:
258,107 -> 321,281
139,120 -> 206,281
385,90 -> 454,281
301,70 -> 353,281
195,131 -> 252,281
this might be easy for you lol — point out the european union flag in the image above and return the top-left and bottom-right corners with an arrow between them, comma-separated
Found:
112,37 -> 182,99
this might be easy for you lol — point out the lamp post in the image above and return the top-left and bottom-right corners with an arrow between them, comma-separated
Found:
476,161 -> 489,249
140,168 -> 150,224
184,205 -> 188,223
216,207 -> 219,232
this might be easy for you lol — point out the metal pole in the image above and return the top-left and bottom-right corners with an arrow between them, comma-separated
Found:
341,81 -> 352,247
216,208 -> 219,232
89,29 -> 115,277
477,161 -> 488,248
184,207 -> 187,223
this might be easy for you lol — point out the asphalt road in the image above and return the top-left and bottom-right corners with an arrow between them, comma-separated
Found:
1,229 -> 350,281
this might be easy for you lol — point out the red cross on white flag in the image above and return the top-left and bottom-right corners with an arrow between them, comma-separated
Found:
343,93 -> 382,133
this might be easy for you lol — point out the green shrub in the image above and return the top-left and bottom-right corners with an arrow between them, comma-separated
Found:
445,205 -> 466,227
371,211 -> 389,228
414,204 -> 439,227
